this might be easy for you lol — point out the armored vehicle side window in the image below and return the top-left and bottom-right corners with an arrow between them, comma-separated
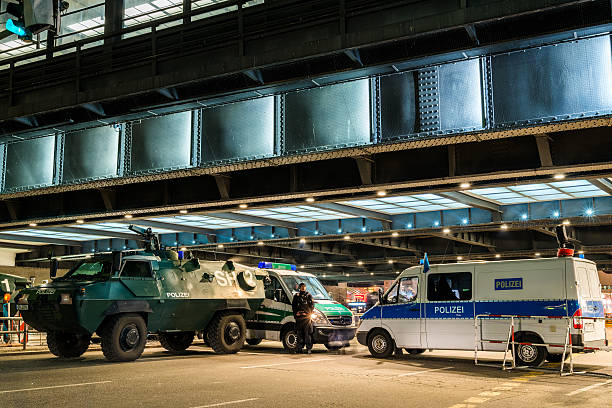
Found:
427,273 -> 472,301
121,261 -> 153,278
265,276 -> 289,303
386,277 -> 418,304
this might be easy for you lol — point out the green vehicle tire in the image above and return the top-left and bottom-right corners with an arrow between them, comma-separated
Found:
159,331 -> 195,352
208,312 -> 246,354
101,313 -> 147,362
46,331 -> 91,358
246,338 -> 262,346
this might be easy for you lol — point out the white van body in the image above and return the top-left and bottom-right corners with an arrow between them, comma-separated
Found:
357,257 -> 606,360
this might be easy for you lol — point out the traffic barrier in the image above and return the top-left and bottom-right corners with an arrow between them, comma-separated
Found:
0,316 -> 42,350
474,314 -> 612,377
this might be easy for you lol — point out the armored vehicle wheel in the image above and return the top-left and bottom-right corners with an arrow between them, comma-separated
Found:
405,348 -> 425,355
159,331 -> 194,352
246,338 -> 262,346
281,325 -> 299,353
101,314 -> 147,362
208,313 -> 246,354
367,330 -> 394,358
46,331 -> 91,358
512,334 -> 547,367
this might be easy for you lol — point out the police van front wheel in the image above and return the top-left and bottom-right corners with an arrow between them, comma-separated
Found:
281,325 -> 299,353
368,330 -> 394,358
513,335 -> 547,367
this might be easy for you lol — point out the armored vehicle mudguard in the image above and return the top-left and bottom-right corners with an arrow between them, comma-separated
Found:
17,247 -> 267,362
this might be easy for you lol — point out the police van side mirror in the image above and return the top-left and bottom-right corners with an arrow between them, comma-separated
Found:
274,288 -> 284,302
50,259 -> 58,278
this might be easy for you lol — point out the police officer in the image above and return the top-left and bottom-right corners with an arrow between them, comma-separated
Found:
292,282 -> 314,354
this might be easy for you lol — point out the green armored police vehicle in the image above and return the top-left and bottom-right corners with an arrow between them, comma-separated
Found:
16,227 -> 268,362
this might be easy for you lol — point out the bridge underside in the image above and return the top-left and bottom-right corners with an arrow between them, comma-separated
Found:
1,0 -> 612,282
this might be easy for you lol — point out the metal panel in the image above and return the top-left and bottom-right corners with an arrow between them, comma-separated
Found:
439,59 -> 483,132
4,136 -> 55,192
379,71 -> 417,141
62,126 -> 120,183
201,96 -> 275,164
129,111 -> 193,173
491,36 -> 612,126
284,79 -> 371,153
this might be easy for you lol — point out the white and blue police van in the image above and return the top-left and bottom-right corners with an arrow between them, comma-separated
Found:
357,256 -> 606,366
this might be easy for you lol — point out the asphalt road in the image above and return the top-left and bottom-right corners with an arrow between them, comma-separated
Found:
1,340 -> 612,408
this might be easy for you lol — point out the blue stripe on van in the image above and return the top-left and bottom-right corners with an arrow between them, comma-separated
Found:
361,299 -> 604,320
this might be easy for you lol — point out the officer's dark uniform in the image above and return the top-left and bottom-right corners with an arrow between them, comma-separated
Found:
292,288 -> 314,352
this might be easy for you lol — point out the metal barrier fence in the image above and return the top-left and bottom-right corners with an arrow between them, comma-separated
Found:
0,316 -> 44,350
474,314 -> 612,377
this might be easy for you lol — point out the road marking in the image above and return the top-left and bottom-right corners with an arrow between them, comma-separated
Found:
464,397 -> 489,403
397,366 -> 454,377
478,391 -> 501,397
0,381 -> 112,394
191,398 -> 260,408
240,358 -> 333,369
566,380 -> 612,396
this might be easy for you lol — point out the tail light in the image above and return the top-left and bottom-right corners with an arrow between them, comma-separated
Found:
573,308 -> 583,329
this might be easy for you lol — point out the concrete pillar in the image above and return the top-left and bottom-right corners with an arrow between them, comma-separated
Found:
104,0 -> 124,44
183,0 -> 191,24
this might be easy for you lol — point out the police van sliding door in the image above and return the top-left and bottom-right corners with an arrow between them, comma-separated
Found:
381,276 -> 422,348
424,268 -> 475,350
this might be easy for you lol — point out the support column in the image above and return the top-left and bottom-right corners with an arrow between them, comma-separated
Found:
104,0 -> 125,45
183,0 -> 191,24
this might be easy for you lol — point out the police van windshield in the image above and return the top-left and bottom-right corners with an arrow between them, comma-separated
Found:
61,261 -> 112,281
282,275 -> 330,300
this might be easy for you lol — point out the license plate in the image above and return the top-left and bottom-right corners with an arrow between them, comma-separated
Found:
16,304 -> 28,311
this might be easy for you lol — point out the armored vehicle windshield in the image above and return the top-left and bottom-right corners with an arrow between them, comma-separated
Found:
58,260 -> 112,281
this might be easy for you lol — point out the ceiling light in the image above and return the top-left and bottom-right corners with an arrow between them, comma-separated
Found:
344,235 -> 351,240
521,213 -> 528,220
387,260 -> 394,264
442,228 -> 451,234
357,261 -> 363,265
76,219 -> 85,224
346,273 -> 350,277
391,232 -> 399,237
300,265 -> 304,268
578,250 -> 584,254
217,244 -> 224,249
462,219 -> 468,225
299,238 -> 306,244
495,254 -> 501,258
327,263 -> 333,267
395,271 -> 400,274
585,208 -> 594,216
434,221 -> 440,227
180,247 -> 186,251
124,214 -> 133,219
552,211 -> 560,218
370,272 -> 374,276
179,209 -> 188,214
534,252 -> 541,257
306,197 -> 315,203
28,223 -> 37,227
501,224 -> 508,230
407,223 -> 413,229
322,274 -> 326,277
562,220 -> 570,225
457,256 -> 463,260
553,174 -> 565,180
257,241 -> 264,246
460,182 -> 471,188
377,191 -> 387,197
239,204 -> 248,209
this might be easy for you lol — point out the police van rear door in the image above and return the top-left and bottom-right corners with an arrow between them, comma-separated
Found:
424,266 -> 475,350
574,262 -> 605,342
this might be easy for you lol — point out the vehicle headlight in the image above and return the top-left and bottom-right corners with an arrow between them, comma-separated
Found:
17,293 -> 28,304
352,315 -> 361,327
60,293 -> 72,305
310,309 -> 328,325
